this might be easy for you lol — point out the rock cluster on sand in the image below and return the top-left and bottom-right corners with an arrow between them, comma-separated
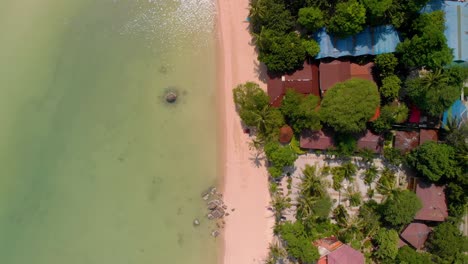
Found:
200,186 -> 233,237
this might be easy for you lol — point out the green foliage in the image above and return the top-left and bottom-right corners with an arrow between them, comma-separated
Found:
376,167 -> 396,195
382,190 -> 422,227
371,103 -> 408,133
281,89 -> 321,133
380,75 -> 401,100
278,222 -> 320,263
328,0 -> 366,38
257,29 -> 306,74
290,136 -> 306,155
388,0 -> 433,29
362,0 -> 392,25
426,222 -> 467,263
348,190 -> 362,206
405,69 -> 460,116
249,0 -> 295,34
265,142 -> 297,178
383,147 -> 404,166
302,39 -> 320,57
320,78 -> 380,133
233,82 -> 270,126
271,193 -> 291,220
374,53 -> 398,77
364,165 -> 378,185
411,10 -> 445,36
374,228 -> 399,261
334,133 -> 357,157
407,142 -> 460,182
358,200 -> 381,238
396,246 -> 432,264
333,205 -> 349,227
312,196 -> 333,219
297,7 -> 324,33
396,26 -> 453,69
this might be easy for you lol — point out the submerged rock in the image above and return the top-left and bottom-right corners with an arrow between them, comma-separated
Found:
165,92 -> 177,103
193,218 -> 200,226
211,230 -> 220,237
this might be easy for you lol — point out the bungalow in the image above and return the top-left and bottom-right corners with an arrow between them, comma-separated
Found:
357,130 -> 383,153
318,59 -> 375,94
414,180 -> 448,222
300,129 -> 382,153
267,60 -> 320,107
399,222 -> 432,249
393,129 -> 439,153
314,236 -> 365,264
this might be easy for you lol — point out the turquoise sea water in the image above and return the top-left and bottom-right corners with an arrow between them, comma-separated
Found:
0,1 -> 218,263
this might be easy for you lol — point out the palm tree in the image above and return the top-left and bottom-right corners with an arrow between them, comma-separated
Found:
265,242 -> 287,264
341,162 -> 357,182
363,165 -> 379,185
252,105 -> 284,142
271,194 -> 290,221
300,165 -> 327,198
249,0 -> 267,20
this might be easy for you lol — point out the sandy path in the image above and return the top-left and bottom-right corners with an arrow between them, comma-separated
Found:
216,0 -> 274,263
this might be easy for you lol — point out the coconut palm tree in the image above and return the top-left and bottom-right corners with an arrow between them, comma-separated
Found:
300,165 -> 327,198
249,0 -> 267,20
271,193 -> 290,221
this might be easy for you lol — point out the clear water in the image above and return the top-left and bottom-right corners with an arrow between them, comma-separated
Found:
0,0 -> 219,263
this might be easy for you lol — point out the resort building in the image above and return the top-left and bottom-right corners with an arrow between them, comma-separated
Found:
399,222 -> 432,249
314,236 -> 365,264
318,59 -> 375,94
393,129 -> 438,153
300,129 -> 383,153
267,60 -> 319,107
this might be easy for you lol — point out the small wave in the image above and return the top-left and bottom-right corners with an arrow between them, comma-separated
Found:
120,0 -> 216,49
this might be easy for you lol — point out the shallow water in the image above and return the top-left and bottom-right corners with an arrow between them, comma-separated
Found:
0,1 -> 218,263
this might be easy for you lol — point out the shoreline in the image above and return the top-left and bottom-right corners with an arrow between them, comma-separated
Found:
215,0 -> 274,263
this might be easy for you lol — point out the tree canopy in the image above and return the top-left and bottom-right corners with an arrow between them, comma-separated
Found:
249,0 -> 295,34
373,228 -> 399,261
396,246 -> 433,264
320,78 -> 380,133
406,141 -> 460,182
374,53 -> 398,77
257,29 -> 307,74
281,89 -> 321,133
381,190 -> 422,227
426,222 -> 468,263
380,75 -> 401,100
327,0 -> 366,38
278,221 -> 320,263
233,82 -> 284,141
297,7 -> 324,33
371,103 -> 408,133
265,142 -> 297,178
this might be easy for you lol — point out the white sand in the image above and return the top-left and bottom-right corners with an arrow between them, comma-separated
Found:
216,0 -> 274,263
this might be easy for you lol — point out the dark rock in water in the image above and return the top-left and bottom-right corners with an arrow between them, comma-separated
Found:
211,230 -> 220,237
193,219 -> 200,226
207,199 -> 222,210
165,92 -> 177,103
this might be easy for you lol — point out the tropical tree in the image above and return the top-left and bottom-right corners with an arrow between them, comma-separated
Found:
302,39 -> 320,57
406,68 -> 460,116
249,0 -> 295,34
297,7 -> 324,33
265,242 -> 287,264
426,222 -> 468,263
396,246 -> 433,264
376,167 -> 396,195
380,75 -> 401,100
257,29 -> 307,74
264,142 -> 297,178
374,53 -> 398,77
328,0 -> 366,38
233,82 -> 269,126
320,78 -> 380,134
364,165 -> 379,185
381,190 -> 422,227
278,221 -> 320,263
299,165 -> 327,198
373,228 -> 399,261
281,89 -> 321,133
406,141 -> 461,182
271,193 -> 291,221
371,103 -> 408,133
362,0 -> 393,25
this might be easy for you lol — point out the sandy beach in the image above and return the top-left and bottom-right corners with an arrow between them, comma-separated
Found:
216,0 -> 274,263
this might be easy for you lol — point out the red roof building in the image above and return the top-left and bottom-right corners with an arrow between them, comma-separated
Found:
300,129 -> 335,150
414,181 -> 448,222
357,130 -> 383,153
319,59 -> 375,94
394,130 -> 420,153
400,222 -> 432,249
314,237 -> 365,264
419,129 -> 438,145
267,61 -> 320,107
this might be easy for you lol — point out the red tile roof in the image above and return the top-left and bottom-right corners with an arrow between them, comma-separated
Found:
394,130 -> 420,154
267,61 -> 320,107
419,129 -> 438,145
357,130 -> 383,153
319,60 -> 351,93
350,62 -> 375,82
415,181 -> 448,222
400,223 -> 431,249
327,244 -> 365,264
300,129 -> 335,150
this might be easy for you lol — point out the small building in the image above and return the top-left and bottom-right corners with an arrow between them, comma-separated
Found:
300,129 -> 335,150
357,130 -> 383,153
394,129 -> 439,153
314,236 -> 365,264
314,25 -> 401,60
318,59 -> 375,94
267,60 -> 320,107
414,180 -> 448,222
399,222 -> 432,249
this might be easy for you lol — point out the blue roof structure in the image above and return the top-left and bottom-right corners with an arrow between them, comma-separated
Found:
442,99 -> 468,128
314,25 -> 401,59
421,1 -> 468,62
